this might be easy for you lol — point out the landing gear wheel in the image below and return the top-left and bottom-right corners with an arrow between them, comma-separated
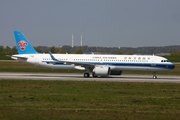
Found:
153,75 -> 157,79
92,73 -> 98,78
152,72 -> 157,79
84,73 -> 90,78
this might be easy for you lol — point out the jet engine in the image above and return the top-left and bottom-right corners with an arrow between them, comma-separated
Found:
92,66 -> 122,76
92,66 -> 110,76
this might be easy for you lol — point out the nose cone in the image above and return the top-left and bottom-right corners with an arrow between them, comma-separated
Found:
170,63 -> 175,69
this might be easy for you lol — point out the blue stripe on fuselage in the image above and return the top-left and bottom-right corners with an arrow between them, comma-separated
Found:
42,61 -> 175,70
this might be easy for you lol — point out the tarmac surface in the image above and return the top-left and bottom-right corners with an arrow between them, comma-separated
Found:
0,72 -> 180,83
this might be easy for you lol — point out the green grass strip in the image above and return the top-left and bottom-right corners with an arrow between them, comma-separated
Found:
0,80 -> 180,120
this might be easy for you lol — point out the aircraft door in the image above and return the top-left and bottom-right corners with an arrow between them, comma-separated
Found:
35,55 -> 39,66
151,56 -> 156,66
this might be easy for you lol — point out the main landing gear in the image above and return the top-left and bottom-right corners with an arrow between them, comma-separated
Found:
84,73 -> 90,78
84,72 -> 98,78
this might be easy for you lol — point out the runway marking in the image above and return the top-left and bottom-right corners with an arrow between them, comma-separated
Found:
0,72 -> 180,83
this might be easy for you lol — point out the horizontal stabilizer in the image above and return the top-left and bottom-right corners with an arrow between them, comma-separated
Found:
11,55 -> 28,61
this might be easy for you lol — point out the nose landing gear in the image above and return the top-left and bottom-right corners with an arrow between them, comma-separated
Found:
153,72 -> 157,79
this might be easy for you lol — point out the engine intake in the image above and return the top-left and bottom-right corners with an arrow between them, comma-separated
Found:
93,66 -> 122,76
93,66 -> 110,75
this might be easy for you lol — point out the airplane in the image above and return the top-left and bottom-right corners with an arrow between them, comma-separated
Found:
11,31 -> 175,79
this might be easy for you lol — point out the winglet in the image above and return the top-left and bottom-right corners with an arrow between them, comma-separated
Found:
48,50 -> 58,61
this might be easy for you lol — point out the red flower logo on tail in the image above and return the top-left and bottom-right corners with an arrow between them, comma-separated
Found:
18,40 -> 28,51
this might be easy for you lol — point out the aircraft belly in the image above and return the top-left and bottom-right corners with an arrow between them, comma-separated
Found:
51,65 -> 75,69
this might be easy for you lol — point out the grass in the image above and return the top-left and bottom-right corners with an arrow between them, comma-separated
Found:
0,80 -> 180,120
0,61 -> 179,75
0,54 -> 12,60
164,56 -> 180,62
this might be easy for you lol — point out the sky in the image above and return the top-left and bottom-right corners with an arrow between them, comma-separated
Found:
0,0 -> 180,48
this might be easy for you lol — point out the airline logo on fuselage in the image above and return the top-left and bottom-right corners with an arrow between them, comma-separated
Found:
18,40 -> 28,51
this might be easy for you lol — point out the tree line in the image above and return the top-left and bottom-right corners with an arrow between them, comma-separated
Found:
1,45 -> 180,56
0,46 -> 83,55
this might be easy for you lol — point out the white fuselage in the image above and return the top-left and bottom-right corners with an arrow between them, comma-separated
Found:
11,53 -> 175,72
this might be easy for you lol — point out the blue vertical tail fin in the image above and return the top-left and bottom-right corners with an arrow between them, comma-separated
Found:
14,31 -> 39,54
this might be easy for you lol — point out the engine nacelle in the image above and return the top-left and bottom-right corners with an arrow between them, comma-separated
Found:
93,66 -> 110,76
109,70 -> 122,75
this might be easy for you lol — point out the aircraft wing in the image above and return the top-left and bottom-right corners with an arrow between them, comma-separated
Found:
48,51 -> 95,68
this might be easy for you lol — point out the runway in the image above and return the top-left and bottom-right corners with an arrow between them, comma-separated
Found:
0,72 -> 180,83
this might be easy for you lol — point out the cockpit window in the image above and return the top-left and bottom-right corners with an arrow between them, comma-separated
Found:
161,60 -> 169,62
